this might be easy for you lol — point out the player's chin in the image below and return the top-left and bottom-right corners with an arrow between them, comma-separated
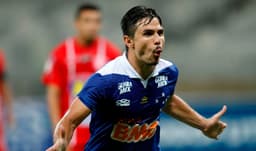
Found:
148,58 -> 159,66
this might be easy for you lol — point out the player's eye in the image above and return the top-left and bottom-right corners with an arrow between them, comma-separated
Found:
143,30 -> 154,36
158,30 -> 164,36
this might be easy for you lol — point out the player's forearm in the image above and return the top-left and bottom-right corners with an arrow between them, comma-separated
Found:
2,82 -> 12,107
2,82 -> 14,118
48,98 -> 91,151
47,99 -> 61,129
53,114 -> 77,146
163,95 -> 207,130
47,85 -> 61,129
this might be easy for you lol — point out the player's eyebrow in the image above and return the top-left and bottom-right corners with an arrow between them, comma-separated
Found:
142,28 -> 164,35
143,29 -> 154,33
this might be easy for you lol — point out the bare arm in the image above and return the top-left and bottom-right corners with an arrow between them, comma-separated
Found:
163,95 -> 227,139
47,97 -> 90,151
46,85 -> 61,130
0,78 -> 14,126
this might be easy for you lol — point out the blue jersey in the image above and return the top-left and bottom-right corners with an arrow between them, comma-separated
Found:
78,53 -> 179,151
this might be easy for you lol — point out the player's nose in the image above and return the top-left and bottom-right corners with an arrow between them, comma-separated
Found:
153,36 -> 162,46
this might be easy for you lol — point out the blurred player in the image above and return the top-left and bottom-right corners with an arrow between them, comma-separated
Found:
42,3 -> 121,151
47,6 -> 227,151
0,49 -> 14,151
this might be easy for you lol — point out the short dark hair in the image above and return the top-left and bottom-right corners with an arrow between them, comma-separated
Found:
121,6 -> 162,37
75,3 -> 100,19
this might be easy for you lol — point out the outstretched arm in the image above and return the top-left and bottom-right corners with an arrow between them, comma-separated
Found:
46,97 -> 91,151
163,95 -> 227,139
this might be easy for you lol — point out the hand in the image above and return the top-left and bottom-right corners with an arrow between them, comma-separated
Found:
46,126 -> 67,151
202,105 -> 227,139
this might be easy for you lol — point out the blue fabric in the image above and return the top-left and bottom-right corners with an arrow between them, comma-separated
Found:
78,58 -> 178,151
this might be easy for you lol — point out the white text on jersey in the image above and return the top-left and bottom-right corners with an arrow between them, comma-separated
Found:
155,75 -> 168,88
118,81 -> 132,94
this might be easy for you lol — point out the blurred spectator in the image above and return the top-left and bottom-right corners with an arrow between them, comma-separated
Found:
0,49 -> 14,151
41,3 -> 121,151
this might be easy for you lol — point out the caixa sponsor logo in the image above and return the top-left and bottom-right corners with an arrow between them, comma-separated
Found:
116,99 -> 130,107
111,121 -> 159,143
155,75 -> 168,88
118,81 -> 132,94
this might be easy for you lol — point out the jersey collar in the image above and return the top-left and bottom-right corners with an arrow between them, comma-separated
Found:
121,53 -> 159,80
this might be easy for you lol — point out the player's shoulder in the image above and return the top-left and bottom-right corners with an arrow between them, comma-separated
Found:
100,37 -> 121,54
85,56 -> 128,93
50,39 -> 69,59
99,36 -> 113,45
155,58 -> 179,76
96,55 -> 125,76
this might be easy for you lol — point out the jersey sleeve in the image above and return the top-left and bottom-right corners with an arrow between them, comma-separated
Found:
41,48 -> 66,88
77,74 -> 107,111
168,64 -> 179,94
159,60 -> 179,95
169,64 -> 179,83
105,40 -> 122,60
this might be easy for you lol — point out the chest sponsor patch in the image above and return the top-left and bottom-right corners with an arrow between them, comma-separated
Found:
111,121 -> 159,143
155,75 -> 168,88
118,81 -> 132,94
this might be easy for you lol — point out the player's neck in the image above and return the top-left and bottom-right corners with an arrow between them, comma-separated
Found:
76,35 -> 95,46
127,51 -> 155,80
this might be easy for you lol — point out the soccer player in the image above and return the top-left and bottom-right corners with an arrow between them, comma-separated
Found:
0,50 -> 14,151
46,6 -> 227,151
42,3 -> 121,151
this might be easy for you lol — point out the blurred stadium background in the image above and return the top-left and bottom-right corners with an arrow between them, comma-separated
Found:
1,0 -> 256,150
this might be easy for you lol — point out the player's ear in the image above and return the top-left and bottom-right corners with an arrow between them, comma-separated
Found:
123,35 -> 134,50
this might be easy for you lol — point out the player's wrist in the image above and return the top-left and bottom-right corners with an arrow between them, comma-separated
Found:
198,117 -> 208,132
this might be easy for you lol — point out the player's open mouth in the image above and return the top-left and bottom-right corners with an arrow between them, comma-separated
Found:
153,48 -> 162,57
